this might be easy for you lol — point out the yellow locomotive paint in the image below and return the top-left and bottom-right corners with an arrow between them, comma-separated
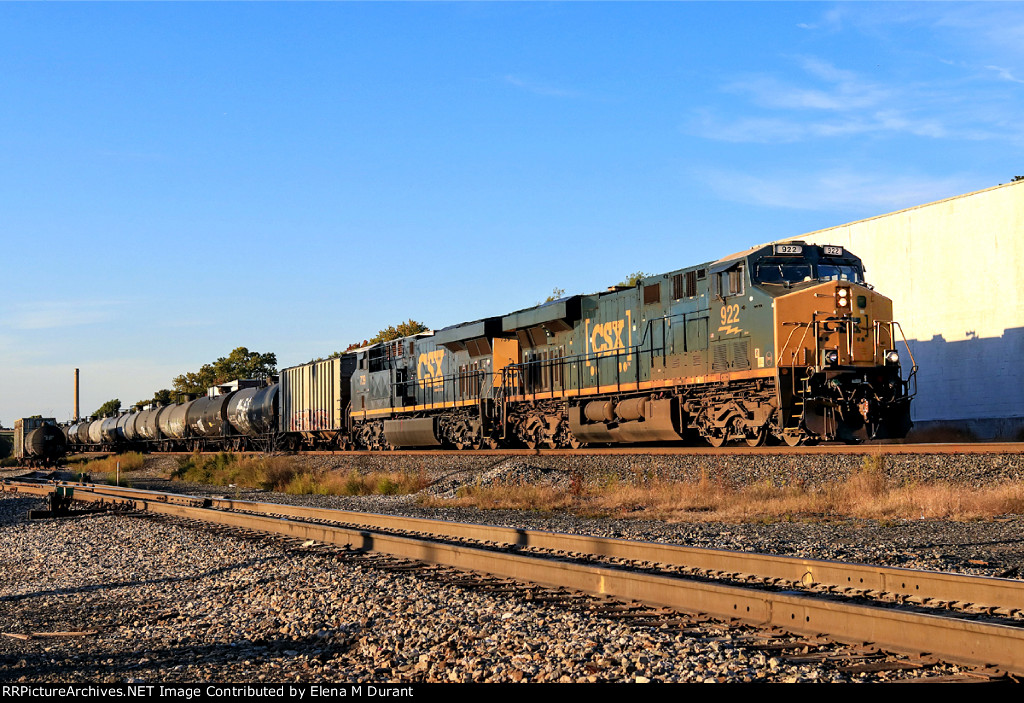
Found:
717,303 -> 743,336
351,397 -> 479,421
417,349 -> 445,390
773,281 -> 894,367
351,367 -> 780,420
491,337 -> 521,388
585,310 -> 633,376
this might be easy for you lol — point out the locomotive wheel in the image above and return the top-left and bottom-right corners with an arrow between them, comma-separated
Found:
520,416 -> 543,450
745,429 -> 768,448
706,431 -> 727,448
782,431 -> 804,447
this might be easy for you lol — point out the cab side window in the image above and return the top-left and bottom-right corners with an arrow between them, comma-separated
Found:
717,263 -> 744,298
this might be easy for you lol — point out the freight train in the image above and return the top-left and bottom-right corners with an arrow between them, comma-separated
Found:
57,241 -> 916,457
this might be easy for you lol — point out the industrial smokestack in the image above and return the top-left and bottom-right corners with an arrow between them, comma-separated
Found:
74,368 -> 80,422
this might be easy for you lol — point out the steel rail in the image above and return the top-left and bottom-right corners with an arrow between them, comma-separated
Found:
8,482 -> 1024,676
9,480 -> 1024,614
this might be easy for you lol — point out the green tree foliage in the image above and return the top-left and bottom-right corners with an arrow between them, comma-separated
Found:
93,399 -> 121,417
134,389 -> 174,409
367,320 -> 428,345
543,287 -> 566,303
617,271 -> 648,287
153,389 -> 174,406
172,347 -> 277,395
318,320 -> 429,360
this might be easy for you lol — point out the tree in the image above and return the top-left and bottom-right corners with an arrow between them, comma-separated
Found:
135,389 -> 174,409
321,321 -> 428,359
367,320 -> 428,345
616,271 -> 648,287
153,389 -> 173,406
93,399 -> 121,417
543,287 -> 566,303
172,347 -> 277,395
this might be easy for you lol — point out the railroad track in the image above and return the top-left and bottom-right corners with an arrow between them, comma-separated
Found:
4,478 -> 1023,680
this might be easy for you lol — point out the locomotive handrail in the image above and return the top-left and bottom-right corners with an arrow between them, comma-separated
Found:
778,319 -> 816,368
501,310 -> 698,402
388,368 -> 493,408
499,339 -> 668,402
874,320 -> 919,397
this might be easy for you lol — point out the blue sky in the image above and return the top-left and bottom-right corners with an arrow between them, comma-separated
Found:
2,2 -> 1023,423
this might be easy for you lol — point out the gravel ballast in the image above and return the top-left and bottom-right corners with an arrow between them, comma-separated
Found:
2,450 -> 1023,683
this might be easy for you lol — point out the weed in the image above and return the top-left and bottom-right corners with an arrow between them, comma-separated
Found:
72,453 -> 146,478
422,455 -> 1024,523
170,453 -> 428,498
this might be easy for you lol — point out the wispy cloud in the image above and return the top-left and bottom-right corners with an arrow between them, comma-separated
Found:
687,50 -> 1024,145
796,6 -> 846,33
696,168 -> 971,214
504,74 -> 582,99
723,57 -> 888,112
2,300 -> 123,330
689,108 -> 948,144
985,65 -> 1024,84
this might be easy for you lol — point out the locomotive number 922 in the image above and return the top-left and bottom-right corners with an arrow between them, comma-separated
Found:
67,241 -> 918,454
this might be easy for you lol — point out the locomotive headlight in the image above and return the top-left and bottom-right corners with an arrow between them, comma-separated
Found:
838,288 -> 848,297
885,350 -> 900,365
838,297 -> 849,307
825,350 -> 839,365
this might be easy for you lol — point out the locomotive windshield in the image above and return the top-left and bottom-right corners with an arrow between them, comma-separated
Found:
817,263 -> 863,283
754,258 -> 863,286
753,260 -> 812,285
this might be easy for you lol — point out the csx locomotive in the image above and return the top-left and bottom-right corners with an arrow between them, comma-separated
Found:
61,241 -> 916,455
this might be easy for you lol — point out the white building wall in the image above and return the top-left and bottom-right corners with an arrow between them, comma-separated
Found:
791,180 -> 1024,437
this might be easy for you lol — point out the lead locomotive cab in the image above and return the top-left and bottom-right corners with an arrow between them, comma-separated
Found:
761,242 -> 916,444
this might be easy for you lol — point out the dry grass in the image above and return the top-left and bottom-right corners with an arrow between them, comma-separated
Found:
66,452 -> 147,479
421,456 -> 1024,522
61,452 -> 148,486
279,469 -> 429,496
171,452 -> 429,496
157,450 -> 1024,521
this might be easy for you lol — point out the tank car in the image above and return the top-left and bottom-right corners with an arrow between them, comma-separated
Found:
60,381 -> 282,455
14,417 -> 67,466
